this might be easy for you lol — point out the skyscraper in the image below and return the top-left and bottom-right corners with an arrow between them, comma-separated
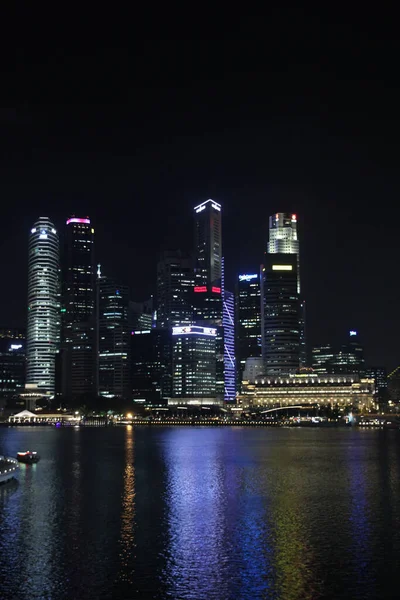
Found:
236,272 -> 262,385
98,277 -> 130,399
26,217 -> 60,396
311,344 -> 335,373
0,330 -> 26,400
261,254 -> 300,374
157,251 -> 194,328
131,328 -> 172,405
264,212 -> 306,368
61,216 -> 96,398
129,298 -> 154,331
193,199 -> 224,400
223,289 -> 236,401
268,213 -> 300,292
330,330 -> 365,374
171,325 -> 217,403
194,199 -> 222,289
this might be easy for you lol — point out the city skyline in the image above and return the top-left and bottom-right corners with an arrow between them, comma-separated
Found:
0,202 -> 396,373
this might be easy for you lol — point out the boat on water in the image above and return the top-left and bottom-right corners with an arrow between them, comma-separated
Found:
17,451 -> 40,464
0,456 -> 19,484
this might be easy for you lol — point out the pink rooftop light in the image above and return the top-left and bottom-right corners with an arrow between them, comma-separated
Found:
66,217 -> 91,225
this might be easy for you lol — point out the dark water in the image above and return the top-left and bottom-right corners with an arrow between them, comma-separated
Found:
1,426 -> 400,599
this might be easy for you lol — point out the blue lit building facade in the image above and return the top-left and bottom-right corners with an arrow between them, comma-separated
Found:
223,289 -> 235,401
221,256 -> 235,402
170,325 -> 218,404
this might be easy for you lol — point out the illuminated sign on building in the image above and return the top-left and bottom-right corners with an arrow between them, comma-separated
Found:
172,326 -> 217,337
194,199 -> 222,214
10,344 -> 23,351
350,330 -> 357,336
211,286 -> 221,293
238,274 -> 258,282
291,214 -> 297,221
194,286 -> 207,292
272,265 -> 293,271
66,217 -> 91,225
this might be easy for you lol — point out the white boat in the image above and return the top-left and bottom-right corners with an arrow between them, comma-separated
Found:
0,455 -> 19,484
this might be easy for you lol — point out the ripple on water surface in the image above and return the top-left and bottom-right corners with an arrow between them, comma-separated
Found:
1,426 -> 400,599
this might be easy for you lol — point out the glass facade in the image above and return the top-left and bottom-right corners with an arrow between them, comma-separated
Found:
194,199 -> 222,289
157,251 -> 194,328
261,254 -> 300,374
223,289 -> 236,401
61,216 -> 96,398
0,334 -> 26,398
268,213 -> 300,292
312,333 -> 365,375
193,200 -> 224,400
98,277 -> 130,399
311,344 -> 335,373
131,329 -> 172,404
236,272 -> 262,385
129,299 -> 154,331
172,326 -> 217,398
26,218 -> 60,396
267,212 -> 306,366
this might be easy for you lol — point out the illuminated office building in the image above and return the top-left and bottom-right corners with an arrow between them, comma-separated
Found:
0,333 -> 26,399
131,328 -> 172,405
268,213 -> 300,292
365,366 -> 387,406
330,331 -> 365,374
192,199 -> 224,400
26,217 -> 60,396
170,325 -> 218,404
98,277 -> 130,399
223,288 -> 236,402
313,332 -> 365,375
129,298 -> 154,331
194,199 -> 222,289
267,212 -> 306,366
311,344 -> 335,373
61,216 -> 96,398
236,272 -> 262,384
388,365 -> 400,403
261,254 -> 300,374
157,251 -> 194,328
192,199 -> 223,325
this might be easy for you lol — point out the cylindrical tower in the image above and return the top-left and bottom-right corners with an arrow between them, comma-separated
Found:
26,217 -> 60,396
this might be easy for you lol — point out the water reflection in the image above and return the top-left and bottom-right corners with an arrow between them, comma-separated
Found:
1,427 -> 400,599
163,428 -> 230,598
116,425 -> 135,584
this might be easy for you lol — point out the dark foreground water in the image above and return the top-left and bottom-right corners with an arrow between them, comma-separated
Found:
1,426 -> 400,600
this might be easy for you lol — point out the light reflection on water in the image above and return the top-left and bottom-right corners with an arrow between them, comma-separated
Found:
0,426 -> 399,599
116,424 -> 135,585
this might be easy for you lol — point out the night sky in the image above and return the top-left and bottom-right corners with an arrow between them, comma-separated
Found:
1,8 -> 399,370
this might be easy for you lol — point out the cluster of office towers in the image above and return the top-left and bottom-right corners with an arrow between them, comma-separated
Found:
24,204 -> 309,405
